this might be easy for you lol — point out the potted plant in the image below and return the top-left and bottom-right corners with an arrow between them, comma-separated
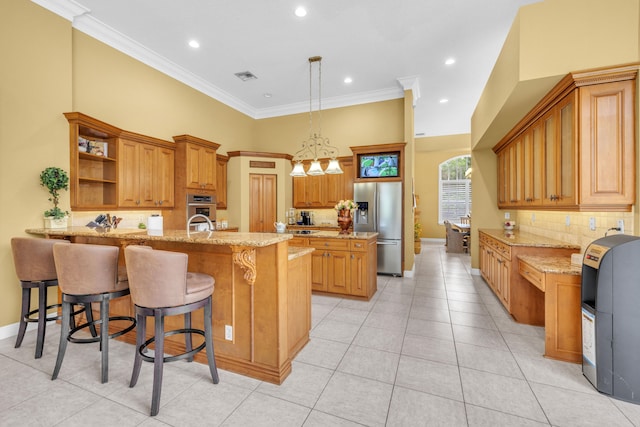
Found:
414,222 -> 422,254
40,166 -> 69,228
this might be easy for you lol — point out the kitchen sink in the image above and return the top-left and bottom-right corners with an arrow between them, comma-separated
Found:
289,230 -> 318,235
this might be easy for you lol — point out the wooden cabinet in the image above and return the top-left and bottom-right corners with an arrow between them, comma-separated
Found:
494,65 -> 636,211
65,112 -> 120,210
292,157 -> 353,208
171,135 -> 220,230
118,134 -> 175,208
249,174 -> 277,232
478,230 -> 579,325
297,236 -> 376,299
216,154 -> 228,209
519,257 -> 582,363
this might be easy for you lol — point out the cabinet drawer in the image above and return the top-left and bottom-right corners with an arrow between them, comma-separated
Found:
310,238 -> 350,251
350,240 -> 368,252
519,260 -> 544,292
494,241 -> 511,259
289,237 -> 309,246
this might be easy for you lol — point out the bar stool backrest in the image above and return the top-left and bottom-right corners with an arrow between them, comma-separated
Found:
125,245 -> 188,308
11,238 -> 68,282
53,243 -> 120,295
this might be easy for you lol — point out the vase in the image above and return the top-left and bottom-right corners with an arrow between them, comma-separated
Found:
337,209 -> 352,234
43,216 -> 68,229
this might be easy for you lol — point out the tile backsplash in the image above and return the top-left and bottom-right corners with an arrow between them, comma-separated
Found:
512,210 -> 634,252
70,210 -> 161,229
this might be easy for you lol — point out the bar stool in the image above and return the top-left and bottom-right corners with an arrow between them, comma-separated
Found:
124,245 -> 219,416
51,243 -> 136,383
11,238 -> 73,358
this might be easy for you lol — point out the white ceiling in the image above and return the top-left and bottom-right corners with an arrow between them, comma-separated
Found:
40,0 -> 540,138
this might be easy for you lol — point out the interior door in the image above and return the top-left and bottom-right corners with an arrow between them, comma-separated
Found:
249,174 -> 277,232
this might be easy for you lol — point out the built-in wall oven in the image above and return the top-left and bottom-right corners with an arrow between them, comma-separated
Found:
186,193 -> 216,226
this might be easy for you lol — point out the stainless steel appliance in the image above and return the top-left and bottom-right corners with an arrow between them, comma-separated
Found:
581,234 -> 640,403
186,193 -> 216,227
353,182 -> 402,276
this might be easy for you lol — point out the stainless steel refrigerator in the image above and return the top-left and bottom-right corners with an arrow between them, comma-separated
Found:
353,182 -> 402,276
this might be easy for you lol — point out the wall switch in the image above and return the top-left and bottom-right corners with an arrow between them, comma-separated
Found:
225,325 -> 233,341
531,213 -> 535,223
618,219 -> 625,234
589,217 -> 596,231
565,215 -> 570,226
504,212 -> 510,219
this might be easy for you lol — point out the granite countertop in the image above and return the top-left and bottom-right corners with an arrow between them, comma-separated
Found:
479,228 -> 580,249
26,227 -> 292,247
284,230 -> 378,240
518,254 -> 582,276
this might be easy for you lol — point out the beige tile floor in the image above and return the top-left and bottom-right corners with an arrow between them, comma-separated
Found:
1,240 -> 640,426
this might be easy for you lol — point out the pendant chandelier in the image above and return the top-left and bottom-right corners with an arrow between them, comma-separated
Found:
290,56 -> 343,177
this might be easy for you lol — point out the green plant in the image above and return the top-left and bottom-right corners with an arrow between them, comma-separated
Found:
414,222 -> 422,240
40,167 -> 69,219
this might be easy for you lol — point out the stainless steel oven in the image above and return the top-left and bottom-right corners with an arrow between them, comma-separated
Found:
186,193 -> 216,225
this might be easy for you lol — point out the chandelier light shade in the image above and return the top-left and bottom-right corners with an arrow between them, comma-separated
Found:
290,56 -> 343,177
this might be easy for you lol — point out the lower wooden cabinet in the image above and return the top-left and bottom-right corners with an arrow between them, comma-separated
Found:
478,230 -> 578,325
292,236 -> 377,300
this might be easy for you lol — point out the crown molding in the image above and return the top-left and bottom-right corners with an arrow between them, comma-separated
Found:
255,87 -> 404,119
31,0 -> 88,21
397,76 -> 421,107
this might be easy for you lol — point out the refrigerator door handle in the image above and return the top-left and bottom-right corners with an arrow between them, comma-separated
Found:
376,241 -> 398,246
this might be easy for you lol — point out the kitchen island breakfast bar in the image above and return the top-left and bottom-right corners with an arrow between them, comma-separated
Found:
27,227 -> 316,384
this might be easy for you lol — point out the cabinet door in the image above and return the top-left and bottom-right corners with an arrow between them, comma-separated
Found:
324,170 -> 344,207
341,160 -> 355,200
249,174 -> 277,232
349,251 -> 368,296
306,174 -> 324,207
507,138 -> 524,205
523,124 -> 543,206
138,144 -> 157,207
118,140 -> 140,207
555,94 -> 576,206
154,147 -> 175,207
326,250 -> 350,294
216,157 -> 228,209
292,175 -> 308,208
200,147 -> 217,191
311,251 -> 327,291
496,256 -> 510,307
579,80 -> 635,207
497,150 -> 508,207
479,243 -> 490,282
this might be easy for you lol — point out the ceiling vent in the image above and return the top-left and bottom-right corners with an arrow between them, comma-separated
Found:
234,71 -> 258,81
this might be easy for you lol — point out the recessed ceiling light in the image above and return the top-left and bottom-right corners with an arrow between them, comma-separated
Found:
445,58 -> 455,65
263,93 -> 272,98
344,77 -> 353,84
188,40 -> 200,49
294,6 -> 307,17
439,98 -> 449,104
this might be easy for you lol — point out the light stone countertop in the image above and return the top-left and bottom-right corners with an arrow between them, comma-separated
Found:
518,254 -> 582,276
287,246 -> 315,261
26,227 -> 292,247
479,228 -> 580,249
282,230 -> 378,240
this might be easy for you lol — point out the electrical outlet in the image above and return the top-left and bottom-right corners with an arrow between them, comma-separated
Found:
618,219 -> 625,234
565,215 -> 570,226
225,325 -> 233,341
531,213 -> 535,223
589,217 -> 596,231
504,212 -> 510,220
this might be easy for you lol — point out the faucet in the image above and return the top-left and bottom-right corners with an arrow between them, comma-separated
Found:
187,214 -> 214,232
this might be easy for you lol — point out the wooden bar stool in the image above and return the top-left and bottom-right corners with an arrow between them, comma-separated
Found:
11,238 -> 73,359
124,245 -> 219,416
51,243 -> 136,383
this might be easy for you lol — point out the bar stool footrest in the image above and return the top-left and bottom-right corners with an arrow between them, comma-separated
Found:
139,328 -> 206,363
68,316 -> 136,344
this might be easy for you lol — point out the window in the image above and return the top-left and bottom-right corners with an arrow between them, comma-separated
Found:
439,155 -> 471,224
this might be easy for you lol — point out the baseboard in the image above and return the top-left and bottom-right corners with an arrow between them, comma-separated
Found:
0,321 -> 44,341
471,268 -> 481,276
403,263 -> 415,278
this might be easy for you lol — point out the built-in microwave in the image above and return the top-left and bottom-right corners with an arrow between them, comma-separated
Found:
186,193 -> 216,225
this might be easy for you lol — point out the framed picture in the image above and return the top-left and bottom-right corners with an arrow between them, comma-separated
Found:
88,140 -> 108,157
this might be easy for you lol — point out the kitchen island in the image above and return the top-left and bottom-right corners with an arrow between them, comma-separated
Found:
27,227 -> 313,384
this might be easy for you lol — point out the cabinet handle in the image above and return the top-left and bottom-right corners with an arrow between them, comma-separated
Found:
158,200 -> 163,206
354,243 -> 362,248
136,200 -> 140,205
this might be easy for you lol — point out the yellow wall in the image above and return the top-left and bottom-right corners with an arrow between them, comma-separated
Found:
414,134 -> 471,239
0,0 -> 73,331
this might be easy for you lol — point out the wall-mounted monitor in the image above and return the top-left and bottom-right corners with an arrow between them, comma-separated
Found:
357,152 -> 400,178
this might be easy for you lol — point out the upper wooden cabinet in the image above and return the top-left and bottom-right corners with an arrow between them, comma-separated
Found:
494,65 -> 636,212
65,112 -> 120,210
118,131 -> 175,208
173,135 -> 220,194
216,154 -> 229,209
292,157 -> 354,208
